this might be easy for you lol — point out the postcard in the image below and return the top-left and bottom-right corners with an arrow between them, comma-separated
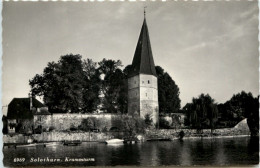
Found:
2,0 -> 259,167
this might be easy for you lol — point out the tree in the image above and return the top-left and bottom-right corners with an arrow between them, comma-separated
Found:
82,59 -> 101,112
247,96 -> 259,137
2,115 -> 8,134
225,91 -> 259,136
29,54 -> 85,113
81,117 -> 97,141
111,115 -> 145,137
155,66 -> 181,114
159,117 -> 171,129
183,94 -> 218,132
98,59 -> 125,113
81,117 -> 96,131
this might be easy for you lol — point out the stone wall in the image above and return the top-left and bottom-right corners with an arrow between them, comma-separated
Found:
3,134 -> 31,143
33,132 -> 111,142
146,118 -> 250,140
34,113 -> 117,131
3,132 -> 113,143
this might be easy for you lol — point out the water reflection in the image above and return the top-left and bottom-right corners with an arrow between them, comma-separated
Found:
3,137 -> 259,167
180,140 -> 191,165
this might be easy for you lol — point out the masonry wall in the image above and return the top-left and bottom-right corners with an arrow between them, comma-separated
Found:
146,119 -> 250,140
33,113 -> 116,131
3,132 -> 113,143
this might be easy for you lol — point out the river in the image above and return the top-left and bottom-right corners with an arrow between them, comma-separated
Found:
3,136 -> 259,167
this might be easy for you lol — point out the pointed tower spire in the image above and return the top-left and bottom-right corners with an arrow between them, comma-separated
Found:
129,10 -> 157,77
144,6 -> 147,18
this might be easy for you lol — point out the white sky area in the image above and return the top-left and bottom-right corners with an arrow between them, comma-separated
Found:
2,1 -> 259,115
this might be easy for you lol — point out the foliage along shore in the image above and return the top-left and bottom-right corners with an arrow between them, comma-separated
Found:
3,118 -> 251,144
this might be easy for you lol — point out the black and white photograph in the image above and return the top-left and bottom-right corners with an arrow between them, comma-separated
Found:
2,0 -> 259,167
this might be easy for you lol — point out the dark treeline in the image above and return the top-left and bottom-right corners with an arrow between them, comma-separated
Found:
29,54 -> 259,135
29,54 -> 180,114
183,92 -> 259,136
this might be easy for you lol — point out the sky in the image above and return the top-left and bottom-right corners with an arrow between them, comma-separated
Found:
2,1 -> 259,115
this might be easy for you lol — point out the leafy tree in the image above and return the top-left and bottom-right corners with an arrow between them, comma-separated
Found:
225,91 -> 259,136
183,103 -> 193,127
81,117 -> 96,131
159,117 -> 171,129
111,115 -> 145,137
2,115 -> 8,134
98,59 -> 125,113
171,114 -> 182,129
247,96 -> 259,137
183,94 -> 218,132
82,59 -> 101,112
155,66 -> 181,114
29,54 -> 85,113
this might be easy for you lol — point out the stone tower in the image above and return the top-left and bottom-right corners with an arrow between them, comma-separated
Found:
128,13 -> 159,125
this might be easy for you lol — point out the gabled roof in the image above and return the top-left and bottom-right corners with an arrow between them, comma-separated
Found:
129,17 -> 157,77
7,98 -> 45,119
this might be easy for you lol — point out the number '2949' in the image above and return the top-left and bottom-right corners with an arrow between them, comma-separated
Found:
14,158 -> 25,162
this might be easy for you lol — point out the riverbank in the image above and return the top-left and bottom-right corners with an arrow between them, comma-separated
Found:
3,119 -> 250,144
145,118 -> 250,141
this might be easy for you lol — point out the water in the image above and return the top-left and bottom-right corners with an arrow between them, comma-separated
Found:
3,136 -> 259,166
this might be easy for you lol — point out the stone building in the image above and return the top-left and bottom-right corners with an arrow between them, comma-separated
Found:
6,96 -> 46,134
128,13 -> 159,125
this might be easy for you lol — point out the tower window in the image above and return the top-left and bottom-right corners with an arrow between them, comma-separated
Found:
134,81 -> 136,84
142,81 -> 144,84
148,80 -> 150,84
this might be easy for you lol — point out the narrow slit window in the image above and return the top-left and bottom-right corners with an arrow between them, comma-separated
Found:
148,80 -> 150,84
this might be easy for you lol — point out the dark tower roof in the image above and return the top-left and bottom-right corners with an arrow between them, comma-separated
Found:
129,16 -> 157,77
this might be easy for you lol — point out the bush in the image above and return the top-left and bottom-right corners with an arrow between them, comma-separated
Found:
111,115 -> 146,136
49,126 -> 55,132
178,131 -> 185,139
159,117 -> 170,129
70,126 -> 78,131
102,126 -> 108,132
144,114 -> 153,128
81,117 -> 97,132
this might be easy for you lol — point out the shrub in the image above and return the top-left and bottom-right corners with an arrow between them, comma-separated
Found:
70,126 -> 77,131
112,115 -> 146,136
49,126 -> 55,132
159,117 -> 170,129
102,126 -> 108,132
144,114 -> 153,127
178,130 -> 185,139
81,117 -> 97,132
